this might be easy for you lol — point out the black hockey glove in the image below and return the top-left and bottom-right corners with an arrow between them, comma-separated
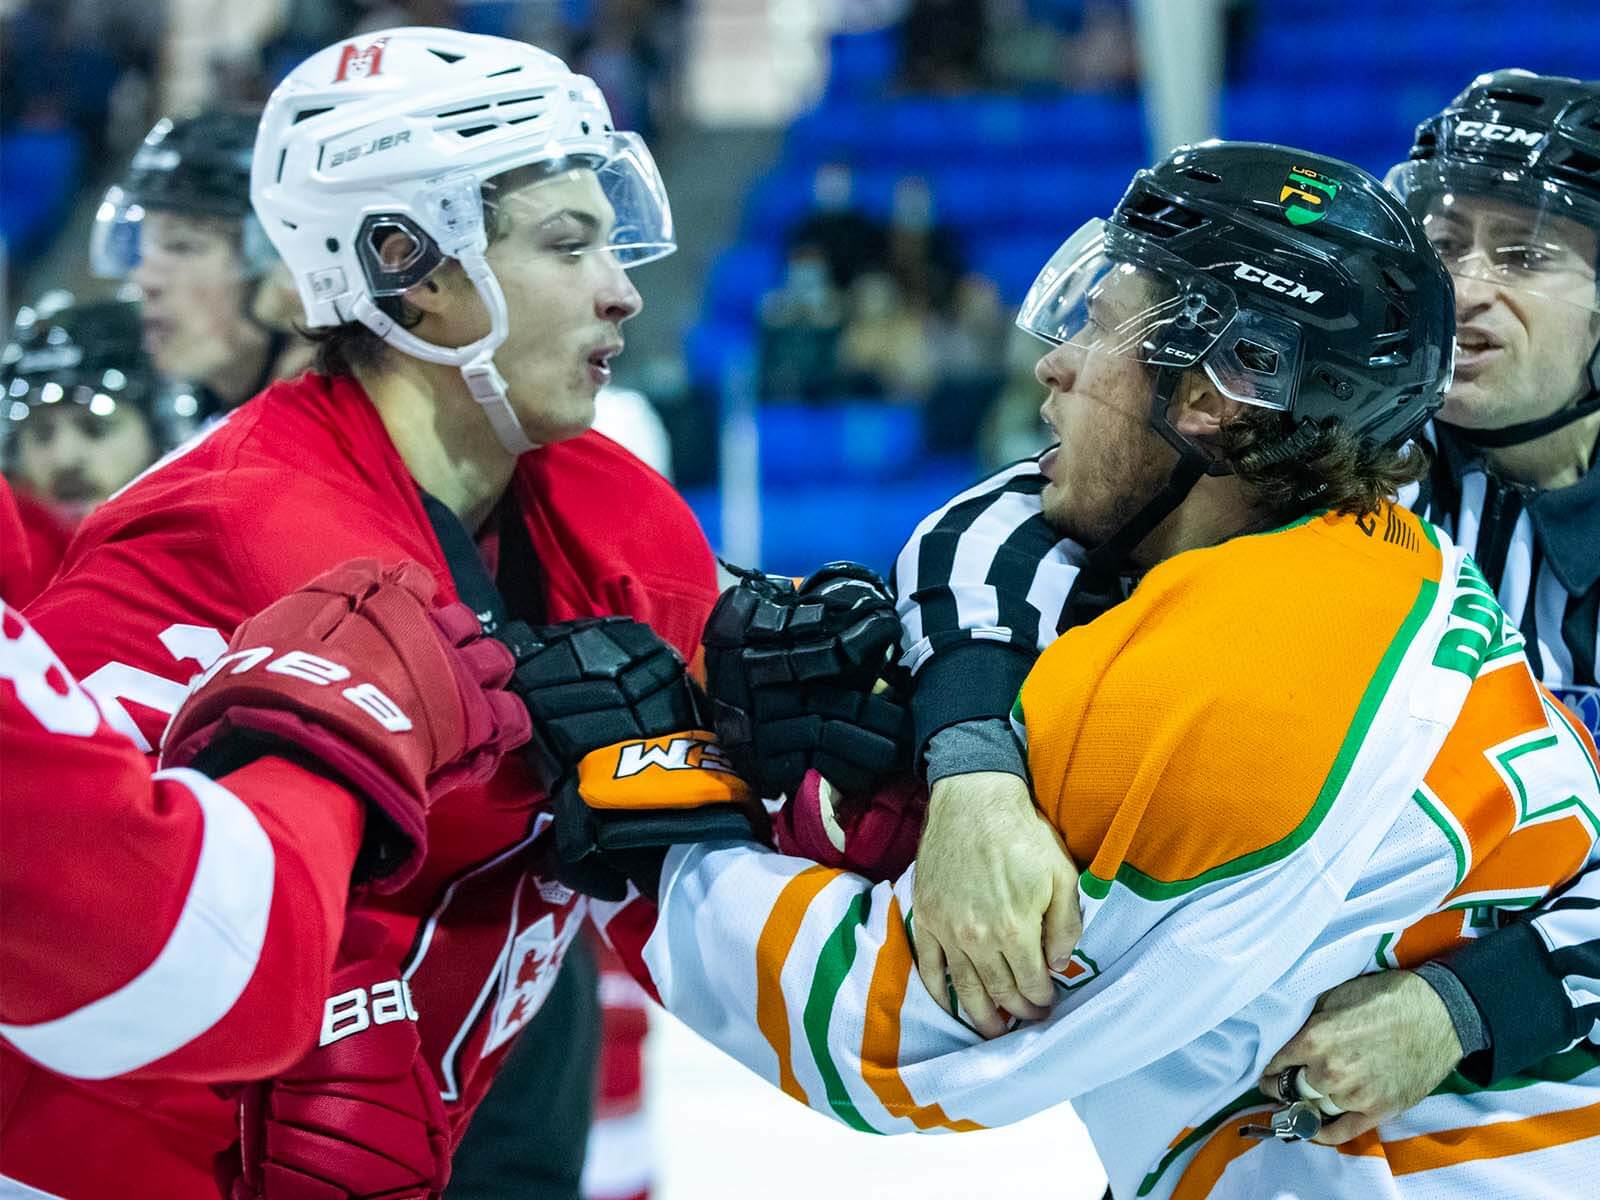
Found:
702,561 -> 912,802
498,617 -> 760,901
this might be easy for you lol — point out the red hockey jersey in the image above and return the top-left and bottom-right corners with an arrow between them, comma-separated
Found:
0,595 -> 363,1079
4,373 -> 718,1199
3,485 -> 73,608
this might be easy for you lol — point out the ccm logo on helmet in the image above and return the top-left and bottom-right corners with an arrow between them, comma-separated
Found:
189,646 -> 414,732
1456,121 -> 1544,147
321,978 -> 418,1046
1234,263 -> 1325,306
327,130 -> 412,170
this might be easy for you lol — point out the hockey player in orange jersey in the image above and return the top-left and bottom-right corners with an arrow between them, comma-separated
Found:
543,142 -> 1600,1199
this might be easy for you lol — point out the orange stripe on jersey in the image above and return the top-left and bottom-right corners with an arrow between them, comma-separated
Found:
1378,1101 -> 1600,1174
1167,1111 -> 1271,1200
858,896 -> 985,1132
1022,508 -> 1443,899
756,866 -> 840,1105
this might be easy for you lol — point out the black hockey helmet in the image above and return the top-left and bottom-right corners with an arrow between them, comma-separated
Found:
1017,140 -> 1454,579
0,294 -> 210,455
92,109 -> 276,278
1387,69 -> 1600,446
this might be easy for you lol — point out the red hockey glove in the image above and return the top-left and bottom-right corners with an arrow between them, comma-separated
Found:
162,559 -> 530,890
773,768 -> 927,882
220,916 -> 452,1200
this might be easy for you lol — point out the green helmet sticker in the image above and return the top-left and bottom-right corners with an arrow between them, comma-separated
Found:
1280,165 -> 1341,226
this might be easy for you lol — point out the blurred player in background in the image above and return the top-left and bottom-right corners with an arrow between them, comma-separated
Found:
91,108 -> 312,413
0,294 -> 176,600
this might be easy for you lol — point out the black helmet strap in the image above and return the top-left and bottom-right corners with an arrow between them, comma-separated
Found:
1062,368 -> 1218,626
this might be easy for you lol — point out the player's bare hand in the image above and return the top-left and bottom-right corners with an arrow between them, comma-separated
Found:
1262,970 -> 1464,1145
910,771 -> 1081,1038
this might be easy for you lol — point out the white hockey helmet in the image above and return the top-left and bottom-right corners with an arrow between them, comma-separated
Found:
251,27 -> 674,454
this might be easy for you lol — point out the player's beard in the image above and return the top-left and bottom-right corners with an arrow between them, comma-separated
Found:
1047,420 -> 1177,552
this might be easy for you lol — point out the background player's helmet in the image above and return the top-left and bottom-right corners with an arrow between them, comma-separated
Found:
1018,141 -> 1456,460
249,26 -> 675,455
0,294 -> 208,459
92,109 -> 277,279
1387,69 -> 1600,443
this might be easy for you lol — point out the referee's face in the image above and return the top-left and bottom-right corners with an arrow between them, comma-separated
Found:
1034,341 -> 1172,547
1426,196 -> 1600,433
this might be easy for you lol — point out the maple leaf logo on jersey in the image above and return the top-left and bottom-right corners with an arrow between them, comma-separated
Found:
333,39 -> 388,83
482,905 -> 582,1056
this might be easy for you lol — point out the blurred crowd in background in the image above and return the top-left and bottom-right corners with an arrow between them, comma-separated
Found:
1,0 -> 1593,574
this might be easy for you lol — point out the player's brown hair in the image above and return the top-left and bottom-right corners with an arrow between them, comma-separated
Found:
1219,405 -> 1431,523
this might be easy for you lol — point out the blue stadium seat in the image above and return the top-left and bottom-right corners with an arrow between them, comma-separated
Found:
683,455 -> 981,574
704,242 -> 784,324
756,403 -> 924,485
0,128 -> 83,269
684,319 -> 756,390
824,31 -> 900,101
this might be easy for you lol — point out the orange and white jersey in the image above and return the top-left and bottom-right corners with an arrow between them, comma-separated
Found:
636,506 -> 1600,1200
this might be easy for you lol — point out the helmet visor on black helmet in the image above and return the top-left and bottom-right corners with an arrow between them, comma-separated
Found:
1387,160 -> 1600,313
90,185 -> 277,281
1016,218 -> 1307,413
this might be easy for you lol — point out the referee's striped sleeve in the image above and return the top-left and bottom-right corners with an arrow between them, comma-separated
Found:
1532,870 -> 1600,1046
890,455 -> 1086,759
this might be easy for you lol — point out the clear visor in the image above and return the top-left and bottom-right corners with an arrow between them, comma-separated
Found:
90,186 -> 272,281
589,130 -> 675,267
362,130 -> 675,299
1387,160 -> 1600,313
89,186 -> 143,279
1016,219 -> 1304,411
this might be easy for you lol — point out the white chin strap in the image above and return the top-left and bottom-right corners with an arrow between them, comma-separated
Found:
350,254 -> 538,457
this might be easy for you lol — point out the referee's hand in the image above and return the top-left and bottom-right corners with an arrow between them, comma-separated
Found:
910,771 -> 1082,1038
1260,970 -> 1464,1145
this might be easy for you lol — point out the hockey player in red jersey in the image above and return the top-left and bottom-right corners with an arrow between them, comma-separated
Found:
2,26 -> 715,1200
1,524 -> 527,1086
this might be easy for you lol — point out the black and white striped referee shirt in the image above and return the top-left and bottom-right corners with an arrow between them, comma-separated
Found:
890,432 -> 1600,1084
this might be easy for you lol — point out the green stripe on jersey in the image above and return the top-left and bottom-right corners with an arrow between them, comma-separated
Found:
1083,573 -> 1441,902
801,893 -> 879,1134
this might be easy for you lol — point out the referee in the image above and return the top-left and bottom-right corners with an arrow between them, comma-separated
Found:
896,70 -> 1600,1139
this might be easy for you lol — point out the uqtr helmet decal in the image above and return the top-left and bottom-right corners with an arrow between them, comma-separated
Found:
1280,165 -> 1341,227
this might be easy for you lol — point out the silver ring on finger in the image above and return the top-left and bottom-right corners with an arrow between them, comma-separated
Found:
1274,1065 -> 1306,1104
